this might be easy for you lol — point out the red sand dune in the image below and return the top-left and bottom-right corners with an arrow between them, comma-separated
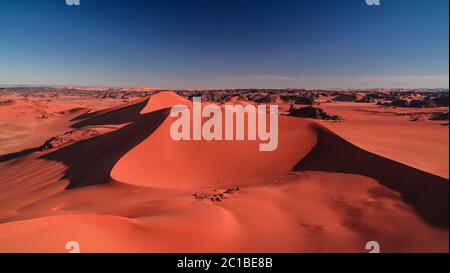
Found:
0,92 -> 448,252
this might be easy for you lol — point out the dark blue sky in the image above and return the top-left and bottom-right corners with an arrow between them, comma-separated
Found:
0,0 -> 448,88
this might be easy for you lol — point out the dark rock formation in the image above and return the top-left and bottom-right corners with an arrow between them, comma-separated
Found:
430,112 -> 449,121
40,129 -> 100,151
288,105 -> 342,120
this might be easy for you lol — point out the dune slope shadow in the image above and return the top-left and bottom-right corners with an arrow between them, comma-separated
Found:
40,107 -> 170,189
0,97 -> 153,163
294,123 -> 449,229
0,148 -> 40,163
70,96 -> 151,127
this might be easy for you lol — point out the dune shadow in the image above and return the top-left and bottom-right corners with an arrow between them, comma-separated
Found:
70,97 -> 151,127
0,148 -> 40,163
294,123 -> 449,229
0,97 -> 168,189
40,108 -> 169,189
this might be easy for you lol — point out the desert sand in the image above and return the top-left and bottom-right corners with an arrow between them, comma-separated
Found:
0,90 -> 448,253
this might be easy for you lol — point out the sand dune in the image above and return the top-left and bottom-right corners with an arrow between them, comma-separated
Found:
0,92 -> 448,252
294,123 -> 449,228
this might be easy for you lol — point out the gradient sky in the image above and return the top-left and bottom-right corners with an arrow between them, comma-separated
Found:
0,0 -> 448,89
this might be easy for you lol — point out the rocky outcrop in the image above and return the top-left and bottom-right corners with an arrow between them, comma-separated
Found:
280,95 -> 315,105
430,112 -> 449,121
332,94 -> 357,102
193,187 -> 240,202
0,99 -> 16,106
288,105 -> 342,120
40,128 -> 100,151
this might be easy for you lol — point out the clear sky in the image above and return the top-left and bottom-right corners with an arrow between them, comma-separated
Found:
0,0 -> 448,89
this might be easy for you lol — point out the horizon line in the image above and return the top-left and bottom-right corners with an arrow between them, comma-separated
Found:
1,83 -> 449,91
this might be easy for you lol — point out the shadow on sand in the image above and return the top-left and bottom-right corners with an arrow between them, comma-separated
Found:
294,123 -> 449,229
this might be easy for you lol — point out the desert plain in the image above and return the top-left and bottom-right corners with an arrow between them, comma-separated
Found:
0,87 -> 448,252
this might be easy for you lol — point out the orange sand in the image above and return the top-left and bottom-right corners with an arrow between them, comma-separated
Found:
0,92 -> 448,253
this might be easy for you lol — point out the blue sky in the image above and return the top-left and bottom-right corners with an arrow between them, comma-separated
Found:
0,0 -> 448,89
